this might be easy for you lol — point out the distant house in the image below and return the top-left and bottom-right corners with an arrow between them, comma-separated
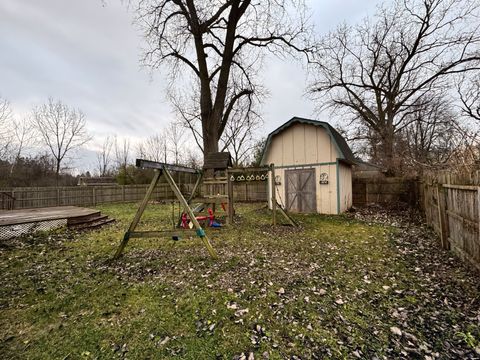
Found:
261,117 -> 355,214
352,160 -> 387,179
77,177 -> 117,186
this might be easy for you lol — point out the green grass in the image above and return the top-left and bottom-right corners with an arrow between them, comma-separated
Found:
0,203 -> 478,359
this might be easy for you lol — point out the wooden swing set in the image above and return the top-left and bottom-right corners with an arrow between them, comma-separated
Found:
113,156 -> 297,260
113,159 -> 218,259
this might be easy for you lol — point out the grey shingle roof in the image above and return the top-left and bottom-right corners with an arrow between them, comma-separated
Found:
203,152 -> 233,170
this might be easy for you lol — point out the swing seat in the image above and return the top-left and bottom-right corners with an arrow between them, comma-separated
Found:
211,221 -> 222,228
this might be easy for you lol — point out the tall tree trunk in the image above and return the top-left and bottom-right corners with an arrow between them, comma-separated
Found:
202,115 -> 220,156
56,160 -> 61,186
381,124 -> 396,176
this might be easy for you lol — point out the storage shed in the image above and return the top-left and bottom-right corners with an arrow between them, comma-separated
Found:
260,117 -> 355,214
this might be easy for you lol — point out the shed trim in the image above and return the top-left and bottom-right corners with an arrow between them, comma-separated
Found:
274,161 -> 336,169
336,159 -> 340,214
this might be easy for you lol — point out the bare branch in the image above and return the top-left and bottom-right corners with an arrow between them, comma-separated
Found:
32,98 -> 91,183
310,0 -> 480,174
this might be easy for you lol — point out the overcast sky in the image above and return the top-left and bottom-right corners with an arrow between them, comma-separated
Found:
0,0 -> 383,169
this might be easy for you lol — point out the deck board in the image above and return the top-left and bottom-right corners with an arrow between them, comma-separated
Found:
0,206 -> 99,226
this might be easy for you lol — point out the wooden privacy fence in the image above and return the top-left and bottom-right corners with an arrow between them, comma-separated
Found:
0,181 -> 267,210
352,177 -> 419,206
201,179 -> 268,203
422,181 -> 480,272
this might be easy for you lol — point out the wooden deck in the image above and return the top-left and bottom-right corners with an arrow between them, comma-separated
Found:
0,206 -> 99,226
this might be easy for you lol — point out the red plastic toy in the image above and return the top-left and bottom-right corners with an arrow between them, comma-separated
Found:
181,208 -> 216,229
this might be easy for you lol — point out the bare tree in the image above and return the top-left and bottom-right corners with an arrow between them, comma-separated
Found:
9,116 -> 36,174
33,98 -> 91,183
137,132 -> 168,163
0,97 -> 13,160
114,136 -> 131,173
399,96 -> 476,173
96,136 -> 114,176
249,137 -> 267,167
165,121 -> 186,165
311,0 -> 480,174
219,91 -> 263,165
172,71 -> 265,165
136,0 -> 312,160
183,148 -> 202,169
458,74 -> 480,121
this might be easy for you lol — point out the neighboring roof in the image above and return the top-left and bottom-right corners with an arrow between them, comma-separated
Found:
203,152 -> 233,170
77,177 -> 116,186
260,117 -> 356,165
354,159 -> 387,170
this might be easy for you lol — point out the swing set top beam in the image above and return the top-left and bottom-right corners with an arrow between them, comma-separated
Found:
135,159 -> 200,174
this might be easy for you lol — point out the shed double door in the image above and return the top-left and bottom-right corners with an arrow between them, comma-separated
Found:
285,169 -> 316,213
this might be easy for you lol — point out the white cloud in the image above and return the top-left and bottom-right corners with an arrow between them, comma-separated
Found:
0,0 -> 385,171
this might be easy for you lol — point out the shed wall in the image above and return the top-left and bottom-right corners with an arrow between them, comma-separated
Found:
264,123 -> 340,165
270,164 -> 338,214
338,162 -> 353,212
263,122 -> 352,214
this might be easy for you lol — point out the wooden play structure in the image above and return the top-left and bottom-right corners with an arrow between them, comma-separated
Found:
113,154 -> 297,260
113,159 -> 219,259
226,166 -> 297,227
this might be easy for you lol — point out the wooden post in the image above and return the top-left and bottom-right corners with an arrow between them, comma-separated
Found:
425,183 -> 430,223
271,164 -> 277,226
227,171 -> 234,224
122,185 -> 125,202
163,168 -> 217,259
92,187 -> 96,206
114,170 -> 161,259
436,184 -> 449,250
478,187 -> 480,250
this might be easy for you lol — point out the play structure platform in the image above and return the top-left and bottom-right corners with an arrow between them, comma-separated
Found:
0,206 -> 114,240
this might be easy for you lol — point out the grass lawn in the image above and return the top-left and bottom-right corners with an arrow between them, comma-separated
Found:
1,203 -> 479,359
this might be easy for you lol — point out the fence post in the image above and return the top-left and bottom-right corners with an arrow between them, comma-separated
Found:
424,182 -> 429,220
365,182 -> 369,204
478,187 -> 480,249
270,164 -> 277,226
227,171 -> 234,224
436,184 -> 449,250
92,187 -> 96,206
57,188 -> 60,206
122,185 -> 125,202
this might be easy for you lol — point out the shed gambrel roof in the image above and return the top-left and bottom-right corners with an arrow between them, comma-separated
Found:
260,117 -> 356,165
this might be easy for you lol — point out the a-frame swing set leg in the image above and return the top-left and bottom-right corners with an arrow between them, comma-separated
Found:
113,169 -> 162,259
163,168 -> 217,258
176,171 -> 204,228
